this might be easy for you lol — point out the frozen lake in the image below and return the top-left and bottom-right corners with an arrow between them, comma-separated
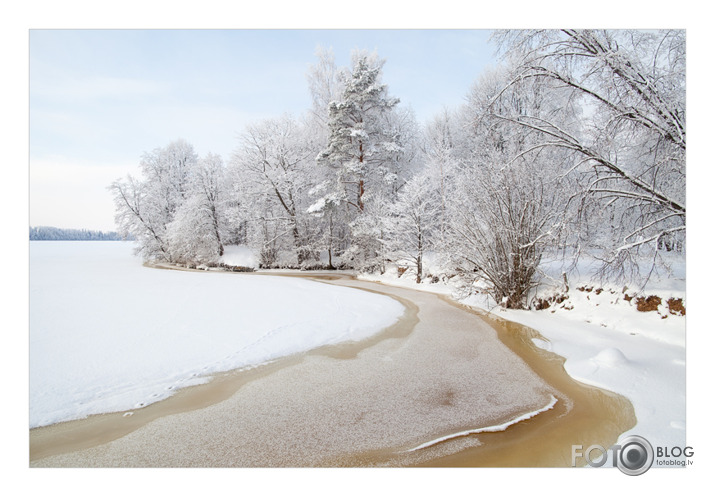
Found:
29,241 -> 404,428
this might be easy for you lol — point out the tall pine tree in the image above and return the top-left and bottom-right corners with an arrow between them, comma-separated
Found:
317,54 -> 401,214
314,53 -> 403,271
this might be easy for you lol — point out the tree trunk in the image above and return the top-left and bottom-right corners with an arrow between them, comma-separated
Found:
358,141 -> 365,211
292,221 -> 305,265
358,179 -> 365,211
416,230 -> 423,284
210,205 -> 224,257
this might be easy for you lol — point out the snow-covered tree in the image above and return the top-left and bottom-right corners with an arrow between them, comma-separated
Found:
306,179 -> 350,269
312,51 -> 418,271
445,65 -> 575,308
306,46 -> 347,129
492,29 -> 686,280
421,107 -> 464,242
110,139 -> 216,263
384,171 -> 441,283
317,52 -> 402,214
166,152 -> 228,264
110,174 -> 172,261
139,139 -> 198,223
230,115 -> 322,267
448,155 -> 567,309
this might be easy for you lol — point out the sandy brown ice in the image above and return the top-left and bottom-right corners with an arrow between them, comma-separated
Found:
31,275 -> 563,467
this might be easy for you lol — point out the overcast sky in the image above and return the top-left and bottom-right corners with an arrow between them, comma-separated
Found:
29,29 -> 496,232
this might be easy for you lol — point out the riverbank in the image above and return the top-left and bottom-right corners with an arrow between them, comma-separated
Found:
359,258 -> 687,462
31,272 -> 634,467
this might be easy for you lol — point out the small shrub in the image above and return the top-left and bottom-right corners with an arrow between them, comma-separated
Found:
554,294 -> 568,304
533,298 -> 550,310
635,295 -> 662,312
532,293 -> 568,310
667,298 -> 686,316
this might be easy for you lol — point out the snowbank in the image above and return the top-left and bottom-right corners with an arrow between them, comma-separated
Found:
220,245 -> 259,268
464,291 -> 686,454
29,241 -> 404,428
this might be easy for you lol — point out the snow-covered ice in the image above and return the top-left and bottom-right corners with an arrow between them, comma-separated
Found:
29,241 -> 404,428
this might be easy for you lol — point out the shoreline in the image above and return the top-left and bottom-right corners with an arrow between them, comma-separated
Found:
29,275 -> 421,461
30,270 -> 635,467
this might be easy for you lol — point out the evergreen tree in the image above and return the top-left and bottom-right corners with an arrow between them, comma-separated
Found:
317,53 -> 401,214
314,52 -> 405,270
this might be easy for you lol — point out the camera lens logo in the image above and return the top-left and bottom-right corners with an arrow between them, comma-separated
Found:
617,435 -> 654,476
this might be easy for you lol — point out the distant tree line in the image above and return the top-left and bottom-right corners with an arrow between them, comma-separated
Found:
29,226 -> 127,241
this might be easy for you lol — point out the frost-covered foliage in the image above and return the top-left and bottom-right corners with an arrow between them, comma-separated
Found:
316,52 -> 402,213
312,52 -> 417,272
110,140 -> 229,264
110,174 -> 170,261
441,64 -> 577,308
166,153 -> 228,265
110,35 -> 684,305
383,171 -> 442,283
491,29 -> 686,282
448,155 -> 569,308
229,115 -> 323,268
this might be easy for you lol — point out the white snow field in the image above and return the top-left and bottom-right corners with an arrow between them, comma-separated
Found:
29,241 -> 404,428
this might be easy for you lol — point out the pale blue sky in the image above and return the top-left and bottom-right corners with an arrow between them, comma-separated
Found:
29,29 -> 496,231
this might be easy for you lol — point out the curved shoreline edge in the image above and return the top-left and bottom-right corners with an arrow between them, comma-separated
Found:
29,270 -> 420,462
406,395 -> 559,452
30,267 -> 636,467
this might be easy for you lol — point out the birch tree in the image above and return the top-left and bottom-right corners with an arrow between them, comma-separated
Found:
384,171 -> 441,283
110,139 -> 199,262
492,29 -> 686,278
231,115 -> 321,267
447,66 -> 575,308
166,152 -> 228,264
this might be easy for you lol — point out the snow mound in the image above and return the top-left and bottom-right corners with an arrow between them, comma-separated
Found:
531,338 -> 552,351
220,245 -> 258,268
591,348 -> 629,366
